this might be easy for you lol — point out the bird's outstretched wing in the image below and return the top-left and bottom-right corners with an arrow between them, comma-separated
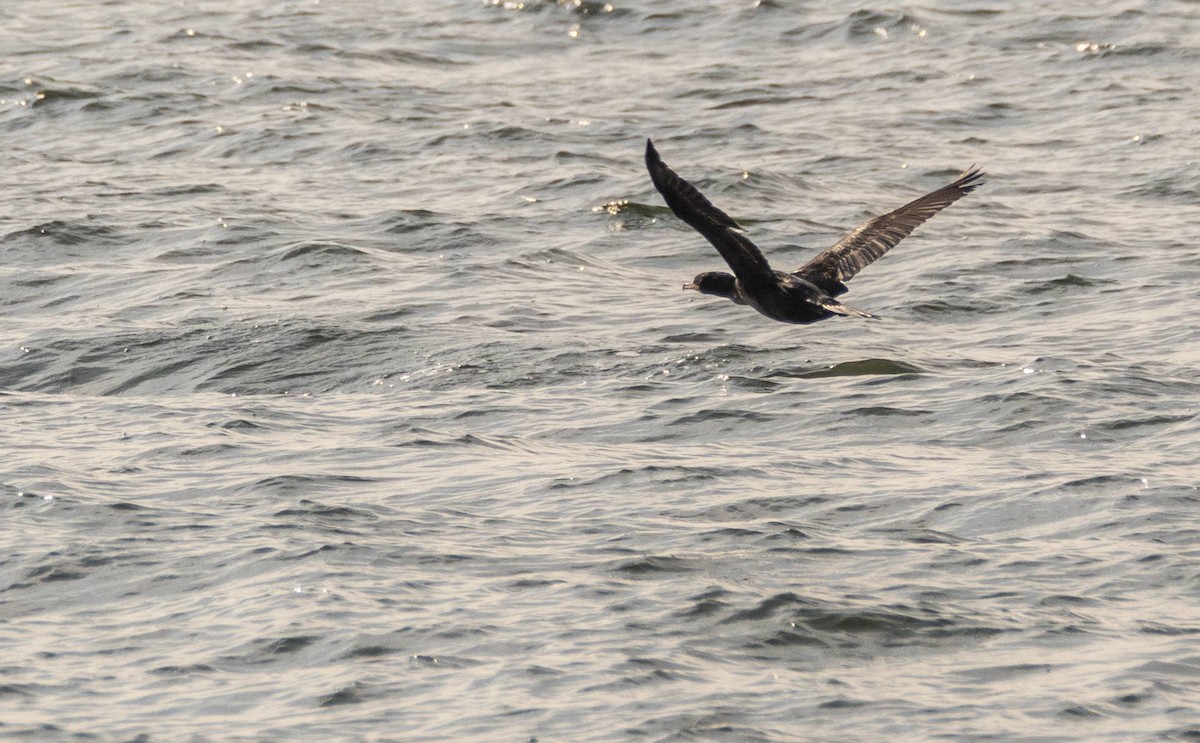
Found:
797,166 -> 985,294
645,139 -> 774,283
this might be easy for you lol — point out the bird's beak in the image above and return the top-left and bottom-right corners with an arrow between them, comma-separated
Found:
683,282 -> 699,291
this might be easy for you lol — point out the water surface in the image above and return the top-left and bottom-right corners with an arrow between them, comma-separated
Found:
2,1 -> 1199,740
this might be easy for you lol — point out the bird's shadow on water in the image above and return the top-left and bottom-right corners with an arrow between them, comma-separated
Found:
765,357 -> 925,379
660,332 -> 928,383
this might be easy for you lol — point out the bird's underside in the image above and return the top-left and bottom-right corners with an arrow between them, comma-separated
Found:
644,138 -> 984,325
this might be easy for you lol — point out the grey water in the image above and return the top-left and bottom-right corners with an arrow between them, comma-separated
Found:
2,1 -> 1199,740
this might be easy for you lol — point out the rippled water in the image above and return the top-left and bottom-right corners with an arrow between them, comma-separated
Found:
3,1 -> 1199,740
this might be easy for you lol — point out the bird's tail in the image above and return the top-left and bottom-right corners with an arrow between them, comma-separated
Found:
820,299 -> 879,320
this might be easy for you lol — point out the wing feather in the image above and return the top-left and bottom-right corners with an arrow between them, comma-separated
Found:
798,166 -> 984,292
645,139 -> 774,282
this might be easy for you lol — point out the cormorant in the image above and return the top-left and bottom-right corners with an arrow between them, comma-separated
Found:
644,138 -> 984,325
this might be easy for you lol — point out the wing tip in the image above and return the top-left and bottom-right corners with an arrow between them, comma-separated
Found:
645,138 -> 660,166
955,165 -> 986,192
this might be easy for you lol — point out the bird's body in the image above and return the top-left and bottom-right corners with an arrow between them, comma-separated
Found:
644,139 -> 984,325
688,268 -> 868,324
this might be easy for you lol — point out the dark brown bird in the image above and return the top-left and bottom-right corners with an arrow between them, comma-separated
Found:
645,138 -> 984,325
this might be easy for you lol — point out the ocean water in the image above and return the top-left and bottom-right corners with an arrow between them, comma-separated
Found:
2,1 -> 1199,740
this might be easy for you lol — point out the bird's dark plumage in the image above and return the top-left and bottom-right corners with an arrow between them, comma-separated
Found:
645,138 -> 984,325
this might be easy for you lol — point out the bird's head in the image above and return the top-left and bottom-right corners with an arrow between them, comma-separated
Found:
684,271 -> 739,300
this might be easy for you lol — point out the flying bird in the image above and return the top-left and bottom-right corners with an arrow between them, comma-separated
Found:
644,138 -> 984,325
